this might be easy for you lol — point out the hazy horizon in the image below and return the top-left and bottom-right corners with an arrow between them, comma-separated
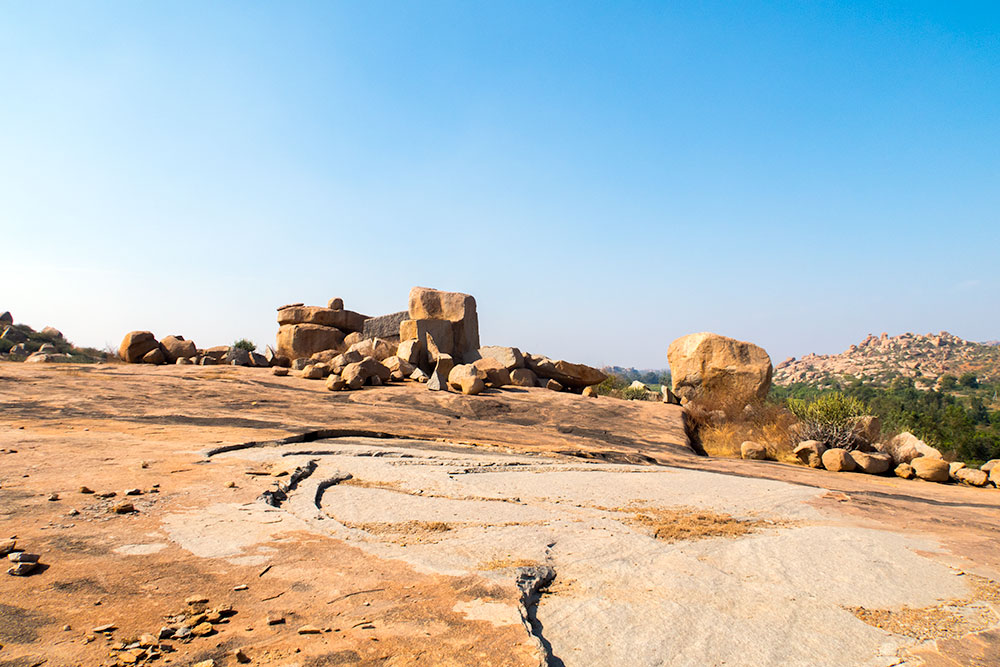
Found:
3,3 -> 998,368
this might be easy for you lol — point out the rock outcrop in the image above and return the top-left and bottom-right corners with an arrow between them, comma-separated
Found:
525,354 -> 606,390
878,432 -> 942,465
276,323 -> 347,361
407,287 -> 480,363
160,335 -> 197,363
119,331 -> 160,364
911,457 -> 950,483
667,332 -> 773,406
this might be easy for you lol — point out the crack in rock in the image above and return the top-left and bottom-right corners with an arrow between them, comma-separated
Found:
314,473 -> 354,509
515,565 -> 562,667
257,459 -> 318,507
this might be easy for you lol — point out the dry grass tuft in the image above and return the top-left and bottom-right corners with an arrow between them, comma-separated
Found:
606,504 -> 776,542
477,557 -> 541,571
847,574 -> 1000,641
685,398 -> 800,462
346,520 -> 452,542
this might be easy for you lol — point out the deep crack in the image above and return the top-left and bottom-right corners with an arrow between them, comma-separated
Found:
515,565 -> 562,667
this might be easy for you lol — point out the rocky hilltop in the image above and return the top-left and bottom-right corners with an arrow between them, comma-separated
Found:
774,331 -> 1000,387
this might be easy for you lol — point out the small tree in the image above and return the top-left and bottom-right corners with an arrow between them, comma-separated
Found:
786,392 -> 870,451
938,374 -> 958,390
233,339 -> 256,352
958,372 -> 979,389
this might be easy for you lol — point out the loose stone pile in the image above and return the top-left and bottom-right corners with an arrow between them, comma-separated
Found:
3,538 -> 41,576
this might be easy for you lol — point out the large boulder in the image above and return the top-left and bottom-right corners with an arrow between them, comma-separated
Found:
525,354 -> 606,390
740,441 -> 767,460
509,368 -> 539,388
408,287 -> 480,363
793,440 -> 826,468
955,468 -> 988,487
347,338 -> 395,362
448,364 -> 486,395
666,332 -> 773,406
427,353 -> 454,392
851,451 -> 892,475
878,432 -> 942,465
119,331 -> 160,363
141,347 -> 165,365
399,319 -> 454,368
472,357 -> 511,387
276,324 -> 347,361
160,335 -> 197,363
980,459 -> 1000,473
895,463 -> 915,479
362,311 -> 409,343
476,346 -> 524,371
276,306 -> 367,333
1,326 -> 27,345
911,457 -> 950,483
0,311 -> 11,326
821,448 -> 855,472
40,326 -> 63,340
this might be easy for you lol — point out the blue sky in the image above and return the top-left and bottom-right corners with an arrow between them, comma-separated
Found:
2,2 -> 998,367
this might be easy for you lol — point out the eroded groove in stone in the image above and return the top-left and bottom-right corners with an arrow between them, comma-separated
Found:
314,473 -> 354,509
257,459 -> 318,507
515,565 -> 561,667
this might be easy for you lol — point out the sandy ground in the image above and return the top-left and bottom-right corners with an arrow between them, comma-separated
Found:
1,362 -> 998,666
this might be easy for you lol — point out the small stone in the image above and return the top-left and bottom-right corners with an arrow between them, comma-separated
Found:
47,493 -> 60,501
125,488 -> 143,496
62,624 -> 72,631
67,508 -> 80,516
192,661 -> 215,667
173,626 -> 192,639
91,623 -> 116,633
895,462 -> 915,479
7,562 -> 36,576
0,540 -> 15,555
545,378 -> 564,392
138,633 -> 158,647
157,626 -> 175,639
234,584 -> 248,591
266,615 -> 285,625
272,366 -> 289,377
740,441 -> 768,460
96,491 -> 117,498
111,502 -> 136,514
298,624 -> 322,634
186,595 -> 209,605
233,648 -> 251,663
225,481 -> 236,488
582,386 -> 598,398
191,621 -> 214,636
8,552 -> 39,563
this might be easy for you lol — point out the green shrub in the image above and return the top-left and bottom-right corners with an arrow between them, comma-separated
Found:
939,374 -> 958,390
233,339 -> 256,352
786,392 -> 870,450
959,372 -> 979,388
596,372 -> 629,396
622,386 -> 649,401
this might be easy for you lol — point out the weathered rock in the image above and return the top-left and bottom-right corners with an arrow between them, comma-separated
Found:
40,326 -> 63,339
272,367 -> 289,377
276,324 -> 347,361
476,346 -> 524,370
448,364 -> 486,395
408,287 -> 480,363
856,416 -> 881,444
545,378 -> 564,392
410,368 -> 429,383
300,364 -> 325,380
741,441 -> 768,460
341,357 -> 390,389
526,355 -> 606,390
7,562 -> 36,576
472,357 -> 511,387
821,448 -> 856,472
955,467 -> 989,487
291,357 -> 311,371
852,451 -> 892,475
176,357 -> 192,365
343,331 -> 365,348
0,540 -> 15,556
879,432 -> 942,465
661,386 -> 681,405
226,348 -> 251,366
793,440 -> 827,468
25,353 -> 68,363
911,457 -> 950,483
8,552 -> 39,563
0,311 -> 11,326
309,349 -> 342,364
141,347 -> 166,365
397,339 -> 421,365
427,354 -> 454,392
362,311 -> 409,342
198,355 -> 217,365
326,374 -> 347,391
347,338 -> 394,362
990,467 -> 1000,487
895,462 -> 915,479
202,346 -> 230,361
264,345 -> 285,366
400,319 -> 454,367
948,461 -> 967,480
277,302 -> 304,311
119,331 -> 160,363
980,459 -> 1000,473
276,306 -> 368,333
161,335 -> 197,362
509,368 -> 539,388
328,297 -> 344,310
383,356 -> 415,378
667,332 -> 773,406
248,351 -> 269,367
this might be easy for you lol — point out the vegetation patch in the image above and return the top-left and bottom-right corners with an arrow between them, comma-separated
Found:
610,504 -> 776,542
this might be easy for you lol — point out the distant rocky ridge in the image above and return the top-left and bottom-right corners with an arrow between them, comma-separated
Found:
774,331 -> 1000,387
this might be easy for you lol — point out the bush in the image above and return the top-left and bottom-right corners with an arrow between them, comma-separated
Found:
622,386 -> 649,401
959,372 -> 979,388
786,392 -> 870,451
939,374 -> 958,390
233,339 -> 256,352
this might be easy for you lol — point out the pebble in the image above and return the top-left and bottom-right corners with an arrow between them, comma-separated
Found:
297,624 -> 321,635
91,623 -> 116,633
67,509 -> 80,516
226,481 -> 236,488
266,615 -> 285,625
138,633 -> 158,646
0,540 -> 15,555
157,626 -> 174,639
110,502 -> 135,514
192,660 -> 215,667
173,626 -> 192,639
8,552 -> 39,563
186,595 -> 209,605
62,625 -> 71,631
80,486 -> 94,494
47,493 -> 60,501
233,648 -> 251,663
234,584 -> 249,591
191,622 -> 214,637
96,491 -> 117,498
125,488 -> 143,496
7,562 -> 36,576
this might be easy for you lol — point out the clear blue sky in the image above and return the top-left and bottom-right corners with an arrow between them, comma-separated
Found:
2,2 -> 998,368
